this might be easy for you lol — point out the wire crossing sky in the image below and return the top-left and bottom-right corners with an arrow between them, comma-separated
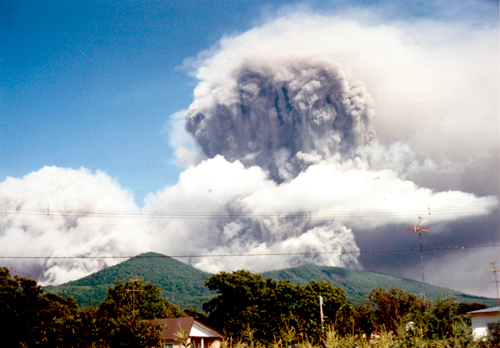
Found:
1,0 -> 499,298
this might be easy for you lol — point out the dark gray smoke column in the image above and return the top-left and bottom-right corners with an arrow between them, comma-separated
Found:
186,58 -> 376,182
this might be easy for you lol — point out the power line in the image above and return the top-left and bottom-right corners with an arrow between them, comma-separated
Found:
0,243 -> 498,259
0,204 -> 497,219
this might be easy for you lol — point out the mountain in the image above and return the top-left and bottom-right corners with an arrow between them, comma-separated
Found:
44,252 -> 498,310
44,252 -> 214,309
261,265 -> 497,306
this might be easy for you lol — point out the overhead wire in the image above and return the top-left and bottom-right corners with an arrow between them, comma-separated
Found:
0,205 -> 497,261
0,204 -> 498,219
0,243 -> 498,259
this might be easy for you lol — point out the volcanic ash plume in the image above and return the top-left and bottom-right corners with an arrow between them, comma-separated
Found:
185,58 -> 376,182
155,54 -> 497,275
162,58 -> 376,272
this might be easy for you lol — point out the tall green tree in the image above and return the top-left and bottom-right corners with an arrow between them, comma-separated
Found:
0,267 -> 78,347
99,278 -> 181,319
410,296 -> 474,340
355,287 -> 424,336
203,270 -> 354,343
203,270 -> 268,338
295,280 -> 355,338
95,278 -> 180,347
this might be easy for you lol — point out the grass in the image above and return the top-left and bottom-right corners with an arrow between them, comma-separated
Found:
218,322 -> 497,348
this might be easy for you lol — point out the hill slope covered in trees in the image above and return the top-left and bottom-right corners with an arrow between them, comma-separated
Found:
44,252 -> 497,309
44,252 -> 213,309
261,265 -> 496,306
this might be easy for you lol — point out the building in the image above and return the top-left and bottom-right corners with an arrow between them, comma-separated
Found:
152,317 -> 223,348
467,306 -> 500,341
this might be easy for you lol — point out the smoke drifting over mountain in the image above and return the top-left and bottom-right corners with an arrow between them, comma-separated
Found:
0,167 -> 151,283
0,6 -> 498,297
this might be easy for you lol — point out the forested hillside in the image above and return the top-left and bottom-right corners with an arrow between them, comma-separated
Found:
44,252 -> 497,309
44,252 -> 214,309
262,264 -> 497,306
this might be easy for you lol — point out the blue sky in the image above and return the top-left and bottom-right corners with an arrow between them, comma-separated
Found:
1,0 -> 282,201
0,0 -> 499,297
3,0 -> 496,203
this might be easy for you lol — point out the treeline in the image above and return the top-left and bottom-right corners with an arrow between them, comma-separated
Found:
200,270 -> 497,347
0,267 -> 498,347
0,267 -> 179,347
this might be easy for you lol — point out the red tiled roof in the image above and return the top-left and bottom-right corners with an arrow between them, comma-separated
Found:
152,317 -> 195,340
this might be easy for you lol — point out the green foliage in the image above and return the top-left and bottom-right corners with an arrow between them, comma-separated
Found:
482,323 -> 500,348
220,323 -> 488,348
93,278 -> 180,347
203,270 -> 354,344
183,307 -> 209,324
415,296 -> 463,339
0,266 -> 79,347
45,252 -> 214,309
0,268 -> 178,347
355,287 -> 485,343
262,264 -> 498,307
457,302 -> 488,315
356,287 -> 424,336
44,253 -> 497,309
203,270 -> 268,338
99,278 -> 182,319
3,262 -> 498,348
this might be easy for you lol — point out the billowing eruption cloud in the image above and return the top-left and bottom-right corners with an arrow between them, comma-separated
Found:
0,167 -> 151,284
185,58 -> 376,182
0,6 -> 498,298
158,58 -> 378,273
169,25 -> 497,278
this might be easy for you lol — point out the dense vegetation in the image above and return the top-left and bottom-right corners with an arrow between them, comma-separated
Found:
1,265 -> 498,347
44,252 -> 497,309
202,271 -> 498,347
262,264 -> 497,306
0,267 -> 180,347
202,270 -> 354,343
45,252 -> 214,309
220,323 -> 499,348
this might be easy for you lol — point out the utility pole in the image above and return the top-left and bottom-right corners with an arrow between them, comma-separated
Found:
319,295 -> 324,332
127,278 -> 142,317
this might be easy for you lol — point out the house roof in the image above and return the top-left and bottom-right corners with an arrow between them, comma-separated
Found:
467,306 -> 500,316
150,317 -> 223,341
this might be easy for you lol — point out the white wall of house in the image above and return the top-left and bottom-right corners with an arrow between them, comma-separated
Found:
471,313 -> 500,340
190,321 -> 222,348
191,322 -> 217,337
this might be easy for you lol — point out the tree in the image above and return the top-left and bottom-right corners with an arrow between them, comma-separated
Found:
183,307 -> 209,324
0,267 -> 78,347
0,268 -> 183,347
295,280 -> 355,338
94,278 -> 180,347
410,296 -> 473,340
99,278 -> 181,319
355,287 -> 424,336
203,270 -> 268,339
202,270 -> 354,344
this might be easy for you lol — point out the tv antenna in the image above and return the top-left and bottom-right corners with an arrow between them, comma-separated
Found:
400,206 -> 431,300
487,261 -> 500,302
126,277 -> 143,317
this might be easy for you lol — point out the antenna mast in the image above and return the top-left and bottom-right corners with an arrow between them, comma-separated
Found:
400,206 -> 431,300
488,261 -> 500,303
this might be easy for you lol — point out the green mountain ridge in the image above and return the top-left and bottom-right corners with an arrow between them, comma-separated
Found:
261,265 -> 495,306
44,252 -> 214,309
44,252 -> 498,310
